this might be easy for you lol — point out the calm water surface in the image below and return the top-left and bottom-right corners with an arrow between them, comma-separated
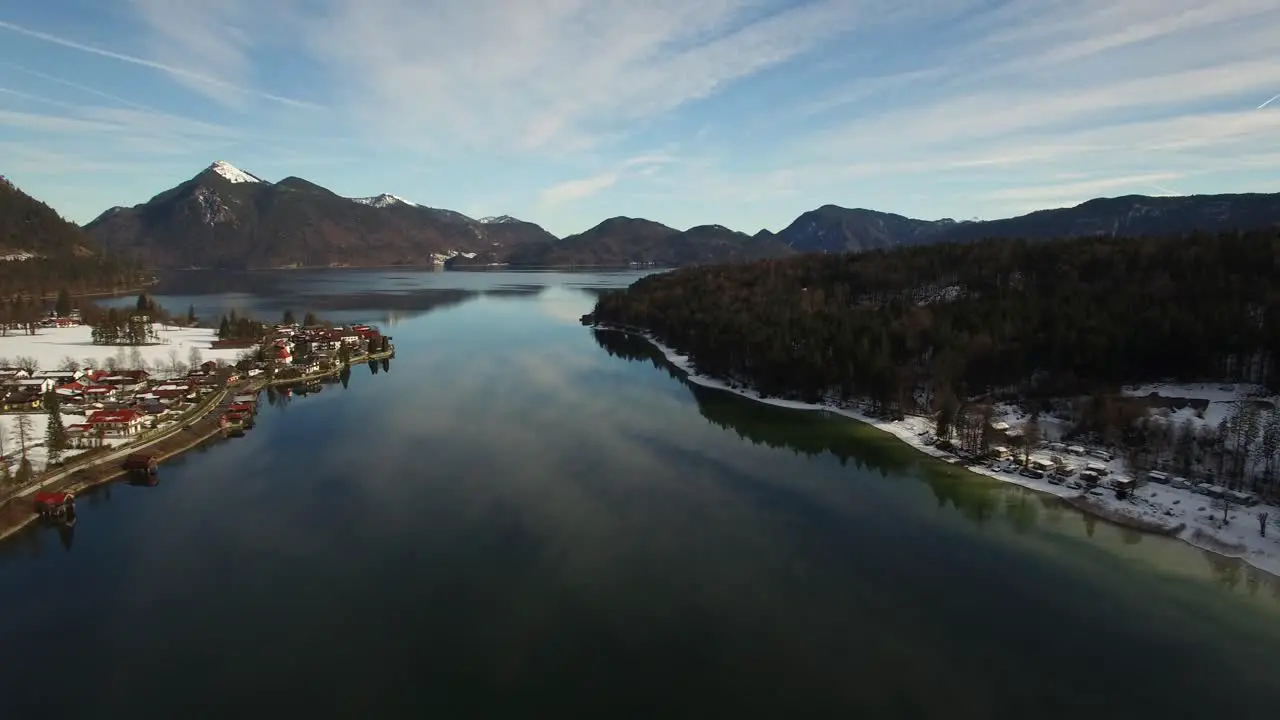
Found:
4,269 -> 1280,718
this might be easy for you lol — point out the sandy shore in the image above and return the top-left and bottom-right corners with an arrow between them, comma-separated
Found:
593,325 -> 1280,580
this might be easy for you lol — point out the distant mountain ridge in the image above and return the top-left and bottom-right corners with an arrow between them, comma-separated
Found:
81,161 -> 1280,269
85,161 -> 557,269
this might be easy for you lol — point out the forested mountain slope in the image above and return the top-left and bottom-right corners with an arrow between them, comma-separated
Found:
586,230 -> 1280,407
0,175 -> 147,296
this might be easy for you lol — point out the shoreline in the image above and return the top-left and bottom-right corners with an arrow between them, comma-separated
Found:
0,349 -> 395,545
0,381 -> 252,544
592,325 -> 1280,581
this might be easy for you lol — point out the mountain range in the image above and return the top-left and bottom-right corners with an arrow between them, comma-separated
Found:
70,161 -> 1280,269
85,161 -> 556,269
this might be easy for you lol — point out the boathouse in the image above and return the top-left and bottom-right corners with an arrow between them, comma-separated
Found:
122,453 -> 158,475
33,492 -> 75,521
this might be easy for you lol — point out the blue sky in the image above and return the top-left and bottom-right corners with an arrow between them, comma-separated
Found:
1,0 -> 1278,237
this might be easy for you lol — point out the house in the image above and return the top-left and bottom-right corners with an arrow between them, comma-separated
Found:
84,384 -> 118,401
0,368 -> 30,380
136,401 -> 168,416
34,369 -> 83,382
3,376 -> 54,392
154,388 -> 195,403
66,422 -> 93,439
7,377 -> 55,395
55,381 -> 87,399
86,408 -> 145,436
295,358 -> 322,374
268,345 -> 292,364
310,335 -> 338,352
0,392 -> 41,411
99,375 -> 145,392
200,360 -> 220,373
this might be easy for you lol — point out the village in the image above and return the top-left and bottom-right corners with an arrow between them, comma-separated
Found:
0,308 -> 393,489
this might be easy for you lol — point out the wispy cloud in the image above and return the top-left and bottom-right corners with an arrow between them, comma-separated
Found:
539,172 -> 620,205
0,18 -> 315,108
2,0 -> 1278,231
539,152 -> 675,205
983,173 -> 1187,203
292,0 -> 960,154
0,61 -> 158,112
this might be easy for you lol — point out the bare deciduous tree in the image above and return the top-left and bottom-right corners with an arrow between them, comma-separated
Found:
14,413 -> 33,460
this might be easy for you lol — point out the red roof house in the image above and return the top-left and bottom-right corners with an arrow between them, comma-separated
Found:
86,408 -> 145,436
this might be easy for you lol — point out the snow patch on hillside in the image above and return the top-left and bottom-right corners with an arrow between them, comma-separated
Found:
1123,382 -> 1278,432
352,193 -> 417,208
209,160 -> 264,184
430,250 -> 477,264
480,215 -> 521,224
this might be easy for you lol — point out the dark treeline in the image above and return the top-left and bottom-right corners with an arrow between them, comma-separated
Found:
0,258 -> 148,298
217,309 -> 269,341
589,231 -> 1280,412
82,293 -> 170,345
0,296 -> 48,336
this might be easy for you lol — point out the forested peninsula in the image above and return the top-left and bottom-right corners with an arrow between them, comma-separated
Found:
586,230 -> 1280,407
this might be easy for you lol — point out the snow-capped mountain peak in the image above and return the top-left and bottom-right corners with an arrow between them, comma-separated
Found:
479,215 -> 520,224
351,193 -> 417,208
208,160 -> 265,184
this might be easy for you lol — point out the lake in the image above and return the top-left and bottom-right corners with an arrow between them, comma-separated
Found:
3,268 -> 1280,718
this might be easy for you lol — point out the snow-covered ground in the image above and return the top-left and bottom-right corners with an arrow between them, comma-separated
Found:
1123,381 -> 1278,431
607,328 -> 1280,579
0,411 -> 131,474
0,324 -> 247,372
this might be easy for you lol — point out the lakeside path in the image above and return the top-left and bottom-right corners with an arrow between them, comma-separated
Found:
0,378 -> 261,543
591,325 -> 1280,580
0,348 -> 395,544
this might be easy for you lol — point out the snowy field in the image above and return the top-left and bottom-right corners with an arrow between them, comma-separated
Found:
607,328 -> 1280,580
0,323 -> 241,474
0,324 -> 246,372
